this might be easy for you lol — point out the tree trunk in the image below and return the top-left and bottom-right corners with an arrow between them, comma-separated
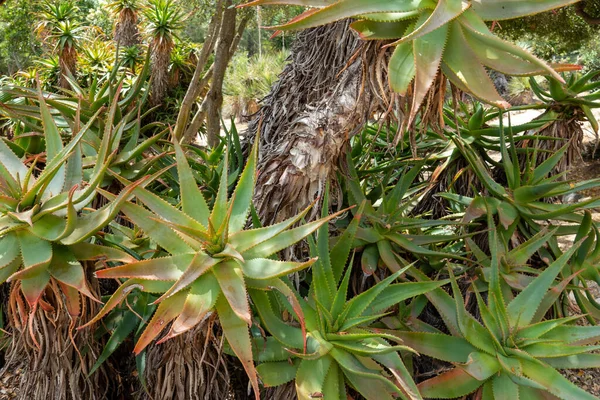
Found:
181,2 -> 250,146
245,22 -> 392,225
173,0 -> 226,143
59,45 -> 77,89
150,37 -> 174,107
204,3 -> 250,147
141,318 -> 231,400
114,8 -> 139,48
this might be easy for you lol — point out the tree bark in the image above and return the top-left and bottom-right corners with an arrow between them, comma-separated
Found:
174,0 -> 225,142
245,22 -> 392,225
181,2 -> 251,146
204,3 -> 250,148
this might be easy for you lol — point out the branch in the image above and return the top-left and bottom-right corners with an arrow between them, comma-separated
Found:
173,0 -> 226,141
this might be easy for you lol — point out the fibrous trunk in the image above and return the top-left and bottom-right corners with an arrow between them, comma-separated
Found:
519,110 -> 584,178
59,45 -> 77,89
246,22 -> 392,225
115,8 -> 139,48
150,37 -> 174,106
0,270 -> 108,400
140,317 -> 231,400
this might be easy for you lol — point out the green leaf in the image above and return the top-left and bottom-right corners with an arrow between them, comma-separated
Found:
173,140 -> 210,226
295,357 -> 333,400
231,203 -> 313,254
521,359 -> 598,400
443,22 -> 510,108
388,41 -> 416,95
242,258 -> 317,280
242,209 -> 346,259
492,373 -> 519,400
418,367 -> 482,399
351,19 -> 412,41
210,149 -> 230,230
158,272 -> 221,343
214,262 -> 251,324
507,242 -> 581,328
393,331 -> 475,363
273,0 -> 427,31
229,138 -> 258,233
80,279 -> 172,330
14,229 -> 52,277
407,16 -> 449,125
119,201 -> 193,255
251,289 -> 305,349
471,0 -> 580,21
256,360 -> 299,387
330,203 -> 363,282
332,347 -> 402,399
38,85 -> 65,200
216,295 -> 260,400
370,281 -> 448,314
0,232 -> 19,269
0,138 -> 29,186
48,245 -> 98,301
339,270 -> 402,322
153,252 -> 221,304
89,298 -> 144,375
396,0 -> 467,45
462,351 -> 501,381
96,254 -> 191,281
542,354 -> 600,369
134,290 -> 187,354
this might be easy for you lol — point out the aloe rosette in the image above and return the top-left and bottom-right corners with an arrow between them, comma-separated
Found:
251,198 -> 446,399
244,0 -> 582,126
85,138 -> 344,399
0,88 -> 136,329
400,217 -> 600,400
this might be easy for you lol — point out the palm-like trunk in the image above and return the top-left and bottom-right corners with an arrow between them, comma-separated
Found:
245,22 -> 391,225
141,318 -> 231,400
115,8 -> 139,48
59,45 -> 77,89
150,37 -> 174,106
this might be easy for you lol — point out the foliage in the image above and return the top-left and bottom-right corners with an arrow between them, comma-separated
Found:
223,51 -> 289,119
247,0 -> 583,131
2,1 -> 600,399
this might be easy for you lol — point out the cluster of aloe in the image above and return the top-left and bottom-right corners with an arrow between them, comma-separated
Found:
2,1 -> 600,399
0,87 -> 137,330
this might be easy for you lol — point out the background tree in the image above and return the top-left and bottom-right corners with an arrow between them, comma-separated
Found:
108,0 -> 142,48
37,1 -> 84,89
143,0 -> 184,106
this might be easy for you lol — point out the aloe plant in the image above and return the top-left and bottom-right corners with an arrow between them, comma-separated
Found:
414,101 -> 551,217
251,198 -> 445,399
84,136 -> 345,399
524,70 -> 600,175
445,124 -> 600,247
0,88 -> 136,319
245,0 -> 581,127
346,156 -> 470,274
0,87 -> 139,399
400,216 -> 600,400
